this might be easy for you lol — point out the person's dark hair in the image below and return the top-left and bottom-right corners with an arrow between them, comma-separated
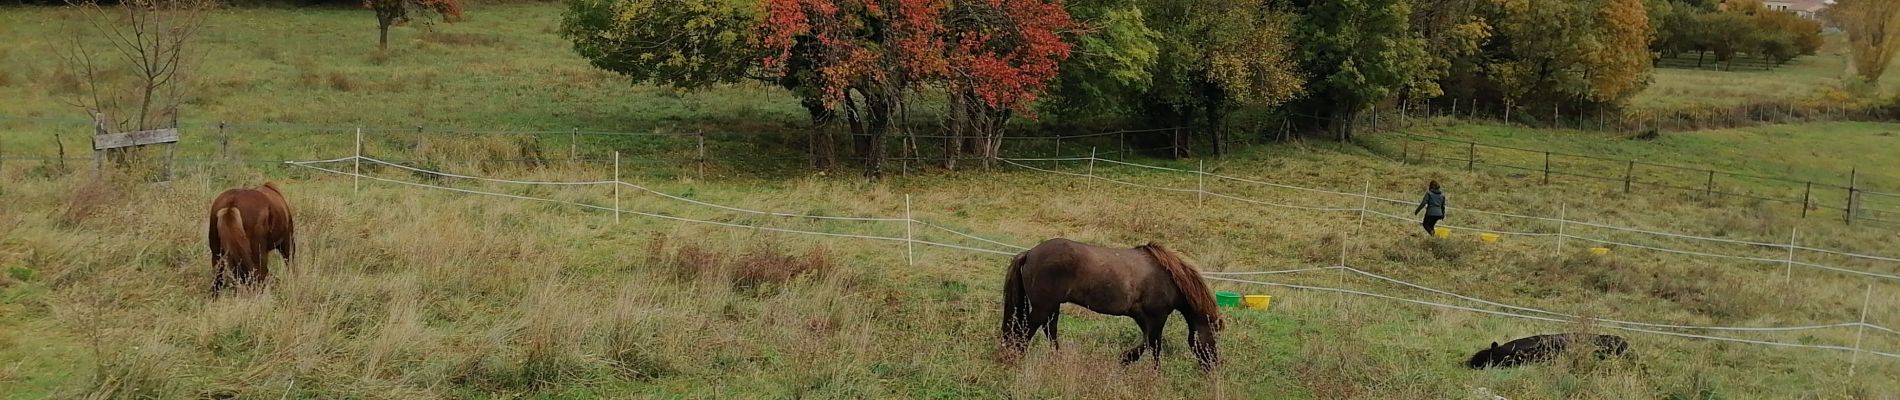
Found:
1428,180 -> 1440,191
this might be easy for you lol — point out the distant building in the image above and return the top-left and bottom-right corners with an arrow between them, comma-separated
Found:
1764,0 -> 1829,19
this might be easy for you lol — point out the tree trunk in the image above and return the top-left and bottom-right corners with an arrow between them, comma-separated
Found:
944,91 -> 964,170
801,98 -> 835,169
378,16 -> 392,50
845,92 -> 868,165
863,92 -> 893,181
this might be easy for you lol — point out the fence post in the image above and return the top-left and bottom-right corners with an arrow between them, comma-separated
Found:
1849,281 -> 1872,376
1802,181 -> 1812,218
219,121 -> 228,160
1401,139 -> 1409,164
1705,170 -> 1715,199
354,127 -> 363,194
904,194 -> 915,268
1847,168 -> 1858,224
1358,181 -> 1371,228
92,113 -> 106,180
1783,228 -> 1797,282
1451,98 -> 1459,117
1542,151 -> 1551,185
570,128 -> 579,161
1055,137 -> 1063,161
1088,147 -> 1096,177
1466,141 -> 1475,172
1554,204 -> 1567,257
697,130 -> 707,180
1196,160 -> 1206,208
613,151 -> 621,224
1119,131 -> 1128,158
1624,161 -> 1635,193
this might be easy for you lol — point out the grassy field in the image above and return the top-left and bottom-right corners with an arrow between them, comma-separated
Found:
3,2 -> 1900,399
1632,35 -> 1900,111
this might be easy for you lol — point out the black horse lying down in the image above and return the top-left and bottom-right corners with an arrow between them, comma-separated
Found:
1467,334 -> 1632,368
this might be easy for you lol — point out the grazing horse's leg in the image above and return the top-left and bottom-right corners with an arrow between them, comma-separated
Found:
1120,315 -> 1150,365
1025,305 -> 1058,349
1043,309 -> 1060,350
1146,315 -> 1168,370
276,238 -> 295,276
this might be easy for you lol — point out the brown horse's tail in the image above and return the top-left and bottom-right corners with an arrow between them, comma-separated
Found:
1142,243 -> 1224,331
214,207 -> 253,275
1001,252 -> 1030,342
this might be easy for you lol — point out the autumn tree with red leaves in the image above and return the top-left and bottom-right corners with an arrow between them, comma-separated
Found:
938,0 -> 1077,168
758,0 -> 1074,177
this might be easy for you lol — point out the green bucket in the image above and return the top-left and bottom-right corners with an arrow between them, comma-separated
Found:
1215,292 -> 1242,308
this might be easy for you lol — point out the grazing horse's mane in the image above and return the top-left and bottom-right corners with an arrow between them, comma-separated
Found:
1140,243 -> 1224,331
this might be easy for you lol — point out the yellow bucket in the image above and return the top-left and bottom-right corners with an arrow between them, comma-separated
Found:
1590,247 -> 1611,256
1433,227 -> 1450,238
1480,233 -> 1500,243
1243,295 -> 1272,310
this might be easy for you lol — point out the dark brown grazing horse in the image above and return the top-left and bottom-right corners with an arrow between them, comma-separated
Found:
1000,238 -> 1225,371
207,182 -> 295,294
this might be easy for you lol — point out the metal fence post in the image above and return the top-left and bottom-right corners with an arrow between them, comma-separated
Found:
354,127 -> 363,193
219,121 -> 228,160
570,128 -> 579,161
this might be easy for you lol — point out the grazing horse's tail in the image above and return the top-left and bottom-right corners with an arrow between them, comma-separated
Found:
1142,243 -> 1224,331
214,207 -> 252,278
1001,252 -> 1030,342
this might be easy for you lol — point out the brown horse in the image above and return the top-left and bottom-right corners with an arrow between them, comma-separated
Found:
207,182 -> 295,294
1000,238 -> 1224,371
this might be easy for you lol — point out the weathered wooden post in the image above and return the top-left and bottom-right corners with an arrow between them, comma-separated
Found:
1802,181 -> 1812,218
1847,168 -> 1858,224
1542,151 -> 1551,185
1705,170 -> 1715,199
1624,161 -> 1635,193
1466,142 -> 1475,171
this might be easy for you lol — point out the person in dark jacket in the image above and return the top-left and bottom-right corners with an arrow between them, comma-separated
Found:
1414,180 -> 1446,236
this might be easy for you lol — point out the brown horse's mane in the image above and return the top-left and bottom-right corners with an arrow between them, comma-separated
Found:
260,181 -> 282,194
1140,243 -> 1224,331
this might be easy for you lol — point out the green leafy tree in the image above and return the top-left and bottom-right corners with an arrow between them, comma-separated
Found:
1478,0 -> 1650,115
1288,0 -> 1436,140
1136,0 -> 1303,155
1043,0 -> 1159,120
562,0 -> 758,89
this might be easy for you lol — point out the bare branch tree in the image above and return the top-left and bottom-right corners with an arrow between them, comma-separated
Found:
57,0 -> 212,134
